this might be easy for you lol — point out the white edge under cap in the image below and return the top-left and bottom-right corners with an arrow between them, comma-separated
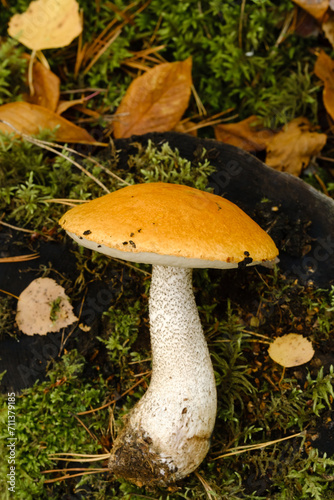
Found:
67,231 -> 279,270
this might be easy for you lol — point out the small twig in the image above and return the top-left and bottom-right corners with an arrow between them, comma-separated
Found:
83,29 -> 122,75
274,8 -> 295,48
77,375 -> 150,415
191,84 -> 206,116
0,218 -> 35,233
49,452 -> 110,458
194,470 -> 216,500
214,431 -> 305,459
238,0 -> 247,49
59,289 -> 87,356
110,257 -> 151,276
70,412 -> 103,449
43,468 -> 108,483
28,49 -> 36,96
46,198 -> 89,207
48,453 -> 110,463
0,253 -> 40,263
242,329 -> 271,341
0,288 -> 19,300
314,173 -> 330,196
318,155 -> 334,163
23,138 -> 129,186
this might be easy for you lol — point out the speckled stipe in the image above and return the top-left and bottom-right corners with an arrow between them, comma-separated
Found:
109,265 -> 217,486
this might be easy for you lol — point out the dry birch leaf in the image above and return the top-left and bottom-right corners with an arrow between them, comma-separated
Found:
292,0 -> 329,22
16,277 -> 78,336
8,0 -> 82,51
265,117 -> 327,176
113,58 -> 192,139
268,333 -> 314,367
314,50 -> 334,119
0,102 -> 96,143
214,116 -> 273,152
23,55 -> 60,111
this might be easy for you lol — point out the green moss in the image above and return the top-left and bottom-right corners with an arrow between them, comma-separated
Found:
0,38 -> 27,105
1,1 -> 320,126
0,350 -> 111,499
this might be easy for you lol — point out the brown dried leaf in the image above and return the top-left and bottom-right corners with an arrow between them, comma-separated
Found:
0,102 -> 96,143
314,50 -> 334,121
292,0 -> 329,22
214,116 -> 274,152
56,98 -> 87,115
322,12 -> 334,47
23,55 -> 60,111
265,118 -> 327,176
8,0 -> 82,51
16,277 -> 78,336
268,333 -> 314,367
113,58 -> 192,139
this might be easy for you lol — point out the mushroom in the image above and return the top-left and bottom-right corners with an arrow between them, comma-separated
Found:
59,182 -> 278,487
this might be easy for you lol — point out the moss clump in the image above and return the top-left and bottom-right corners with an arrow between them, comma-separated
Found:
1,1 -> 320,127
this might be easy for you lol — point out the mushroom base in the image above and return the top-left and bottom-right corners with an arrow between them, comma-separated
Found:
108,416 -> 211,487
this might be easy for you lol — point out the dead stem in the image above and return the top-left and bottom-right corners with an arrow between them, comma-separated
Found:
194,470 -> 216,500
43,468 -> 109,483
214,430 -> 306,459
0,253 -> 39,263
238,0 -> 247,49
0,288 -> 19,300
48,452 -> 111,462
0,218 -> 35,233
28,138 -> 129,186
77,374 -> 150,415
46,198 -> 88,207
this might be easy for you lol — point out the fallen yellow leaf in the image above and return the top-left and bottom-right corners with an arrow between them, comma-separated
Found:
8,0 -> 82,51
265,117 -> 327,176
113,58 -> 192,139
23,54 -> 60,111
314,50 -> 334,120
16,277 -> 78,336
268,333 -> 314,368
0,102 -> 96,143
214,116 -> 273,152
291,0 -> 329,22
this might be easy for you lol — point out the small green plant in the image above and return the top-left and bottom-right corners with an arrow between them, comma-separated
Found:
130,139 -> 216,189
0,38 -> 27,105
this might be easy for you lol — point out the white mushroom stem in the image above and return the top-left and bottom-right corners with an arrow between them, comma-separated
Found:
109,265 -> 217,486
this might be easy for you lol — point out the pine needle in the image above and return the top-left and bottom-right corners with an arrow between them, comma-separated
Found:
214,431 -> 305,459
0,253 -> 39,263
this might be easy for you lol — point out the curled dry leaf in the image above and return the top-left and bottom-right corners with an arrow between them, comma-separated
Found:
292,0 -> 329,22
214,116 -> 274,152
265,117 -> 327,176
268,333 -> 314,368
0,102 -> 96,143
16,277 -> 78,336
23,55 -> 60,111
8,0 -> 82,51
113,58 -> 192,139
314,50 -> 334,119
